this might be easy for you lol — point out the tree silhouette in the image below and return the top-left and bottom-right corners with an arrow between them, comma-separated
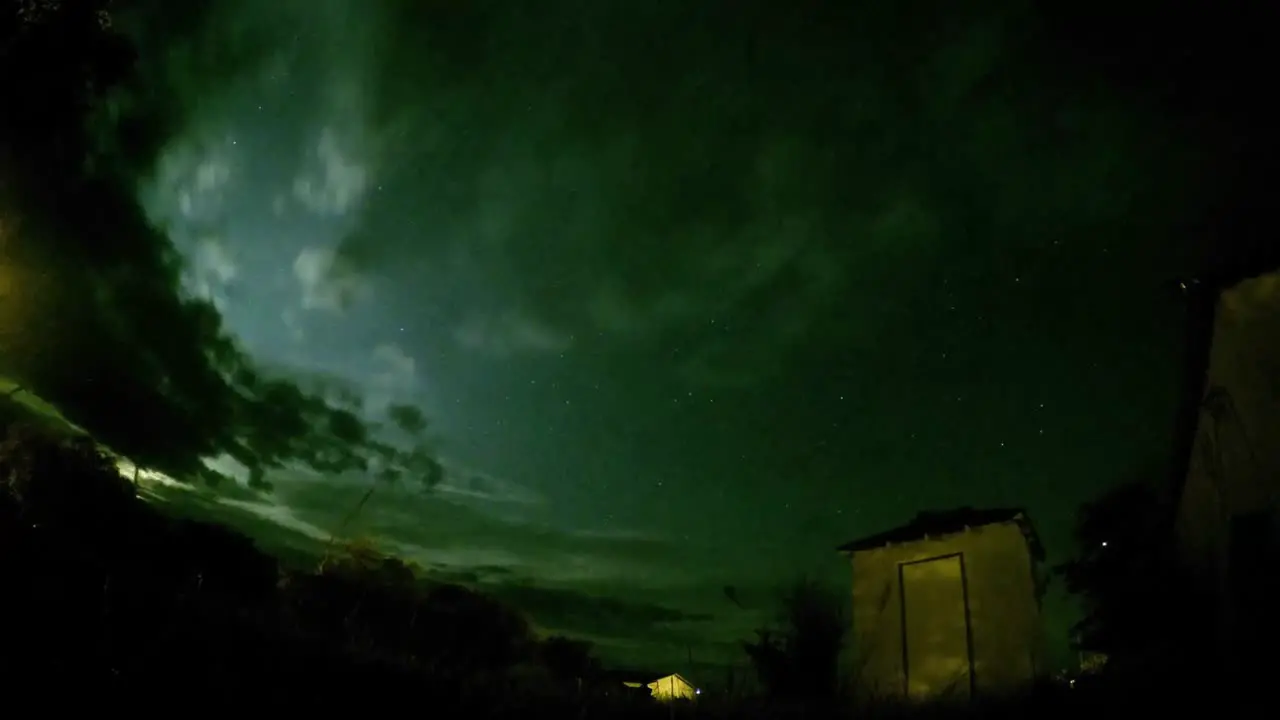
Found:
327,405 -> 445,544
1055,479 -> 1205,674
0,425 -> 136,534
536,634 -> 600,691
743,577 -> 846,703
289,537 -> 535,682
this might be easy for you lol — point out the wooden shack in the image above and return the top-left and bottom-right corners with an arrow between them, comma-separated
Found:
837,508 -> 1046,706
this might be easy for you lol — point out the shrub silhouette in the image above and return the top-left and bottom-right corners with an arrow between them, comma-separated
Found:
743,577 -> 846,704
0,425 -> 541,706
284,537 -> 534,680
1056,480 -> 1216,685
0,426 -> 136,533
538,634 -> 601,684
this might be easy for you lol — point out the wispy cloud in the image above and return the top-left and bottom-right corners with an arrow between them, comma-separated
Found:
369,343 -> 416,391
144,473 -> 670,586
433,459 -> 543,507
453,311 -> 572,357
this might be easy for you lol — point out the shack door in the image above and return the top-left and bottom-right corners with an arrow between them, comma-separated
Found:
900,554 -> 973,703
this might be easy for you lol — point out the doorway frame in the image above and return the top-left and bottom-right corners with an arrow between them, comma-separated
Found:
897,552 -> 978,701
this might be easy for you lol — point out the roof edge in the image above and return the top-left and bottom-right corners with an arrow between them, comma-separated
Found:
836,507 -> 1045,561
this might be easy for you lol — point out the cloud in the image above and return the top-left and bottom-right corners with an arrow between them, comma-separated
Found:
433,460 -> 543,506
1,3 -> 371,485
104,0 -> 1243,409
453,311 -> 571,356
2,1 -> 474,501
185,237 -> 238,309
305,0 -> 1243,392
293,246 -> 369,313
196,469 -> 694,586
142,474 -> 747,664
152,136 -> 238,223
145,466 -> 686,589
191,151 -> 233,199
291,127 -> 369,217
370,343 -> 416,391
317,7 -> 972,386
279,308 -> 306,342
483,581 -> 713,640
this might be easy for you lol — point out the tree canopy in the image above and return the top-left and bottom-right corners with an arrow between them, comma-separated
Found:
0,1 -> 437,490
742,577 -> 846,703
1055,480 -> 1204,671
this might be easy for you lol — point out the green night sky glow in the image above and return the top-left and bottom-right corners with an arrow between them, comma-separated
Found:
1,0 -> 1268,674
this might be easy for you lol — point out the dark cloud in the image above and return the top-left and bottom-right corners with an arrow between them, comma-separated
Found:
145,480 -> 743,664
212,472 -> 782,660
313,0 -> 1233,386
0,2 -> 442,489
484,580 -> 712,640
270,473 -> 687,580
426,563 -> 516,586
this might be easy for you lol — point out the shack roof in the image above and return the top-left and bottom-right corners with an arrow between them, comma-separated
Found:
836,506 -> 1044,561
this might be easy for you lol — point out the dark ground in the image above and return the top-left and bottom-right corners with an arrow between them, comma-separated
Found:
0,423 -> 1219,716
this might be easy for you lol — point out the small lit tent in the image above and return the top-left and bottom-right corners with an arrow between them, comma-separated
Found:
608,670 -> 698,702
837,508 -> 1046,706
647,673 -> 697,701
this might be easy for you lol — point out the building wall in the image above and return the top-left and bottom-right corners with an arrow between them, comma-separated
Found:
1174,269 -> 1280,668
1177,270 -> 1280,555
848,520 -> 1043,705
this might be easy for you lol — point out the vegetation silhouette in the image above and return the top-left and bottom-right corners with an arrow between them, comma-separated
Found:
741,578 -> 846,707
1055,478 -> 1220,699
0,423 -> 598,708
0,419 -> 1166,717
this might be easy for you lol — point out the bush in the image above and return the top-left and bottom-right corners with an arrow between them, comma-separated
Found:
0,425 -> 531,705
743,578 -> 846,705
0,425 -> 137,533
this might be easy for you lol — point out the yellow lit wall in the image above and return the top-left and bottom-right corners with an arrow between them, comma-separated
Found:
847,520 -> 1043,706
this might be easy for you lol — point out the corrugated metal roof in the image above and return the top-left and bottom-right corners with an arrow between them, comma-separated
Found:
836,506 -> 1044,560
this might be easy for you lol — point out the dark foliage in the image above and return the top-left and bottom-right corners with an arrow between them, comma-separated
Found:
743,578 -> 845,705
0,425 -> 576,709
537,634 -> 602,688
1055,481 -> 1211,677
0,0 -> 440,496
0,424 -> 1166,717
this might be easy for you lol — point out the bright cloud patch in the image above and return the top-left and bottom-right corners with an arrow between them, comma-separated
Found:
291,127 -> 368,217
293,246 -> 369,313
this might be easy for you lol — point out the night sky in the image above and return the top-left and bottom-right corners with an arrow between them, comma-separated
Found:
4,0 -> 1270,673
